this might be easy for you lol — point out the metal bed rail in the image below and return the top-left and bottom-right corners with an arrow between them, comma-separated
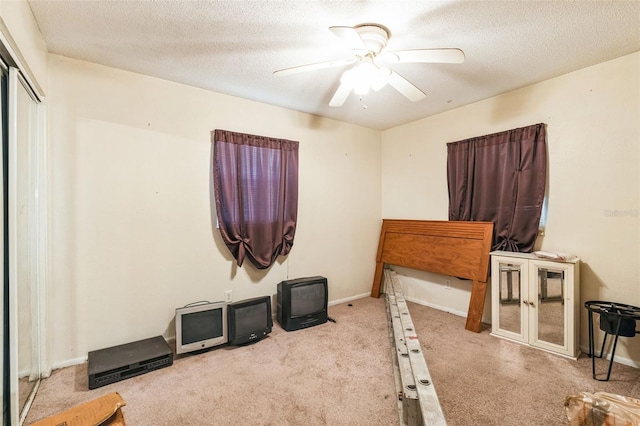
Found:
384,268 -> 447,426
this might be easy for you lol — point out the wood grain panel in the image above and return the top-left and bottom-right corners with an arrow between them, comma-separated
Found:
371,219 -> 493,332
381,234 -> 486,281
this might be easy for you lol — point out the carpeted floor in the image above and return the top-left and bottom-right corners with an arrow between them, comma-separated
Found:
24,297 -> 640,425
409,301 -> 640,425
25,297 -> 398,425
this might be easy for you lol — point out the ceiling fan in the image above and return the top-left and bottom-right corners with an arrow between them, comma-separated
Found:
273,23 -> 465,107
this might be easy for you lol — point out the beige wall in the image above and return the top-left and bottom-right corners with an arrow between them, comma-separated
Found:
381,52 -> 640,365
47,56 -> 381,366
0,0 -> 48,94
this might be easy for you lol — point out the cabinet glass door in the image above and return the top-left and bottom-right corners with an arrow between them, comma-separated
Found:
530,263 -> 568,351
491,257 -> 528,342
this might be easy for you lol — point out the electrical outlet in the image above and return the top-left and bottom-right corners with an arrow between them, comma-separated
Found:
445,279 -> 452,290
224,290 -> 232,302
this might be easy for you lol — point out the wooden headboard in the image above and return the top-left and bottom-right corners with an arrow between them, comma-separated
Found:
371,219 -> 494,333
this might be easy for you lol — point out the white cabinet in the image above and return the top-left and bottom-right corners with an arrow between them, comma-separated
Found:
490,251 -> 580,358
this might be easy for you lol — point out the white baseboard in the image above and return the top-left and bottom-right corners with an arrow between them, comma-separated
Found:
52,296 -> 638,372
328,292 -> 370,307
405,298 -> 639,369
404,295 -> 468,318
52,296 -> 370,369
579,344 -> 640,369
52,356 -> 86,371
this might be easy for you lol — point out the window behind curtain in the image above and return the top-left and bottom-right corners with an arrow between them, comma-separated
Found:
212,129 -> 299,269
447,123 -> 547,252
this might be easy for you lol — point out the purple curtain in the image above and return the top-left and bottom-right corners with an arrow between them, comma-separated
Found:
212,129 -> 299,269
447,123 -> 546,252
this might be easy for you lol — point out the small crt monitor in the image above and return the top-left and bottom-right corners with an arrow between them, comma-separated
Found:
227,295 -> 273,345
277,276 -> 328,331
175,301 -> 227,354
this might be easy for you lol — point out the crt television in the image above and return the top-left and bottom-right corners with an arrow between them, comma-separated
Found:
175,301 -> 227,354
277,276 -> 328,331
227,295 -> 273,345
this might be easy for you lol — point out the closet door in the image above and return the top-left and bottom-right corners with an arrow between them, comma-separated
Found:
0,60 -> 6,426
8,67 -> 40,425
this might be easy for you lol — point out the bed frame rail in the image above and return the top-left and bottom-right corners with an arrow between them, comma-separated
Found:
385,269 -> 446,425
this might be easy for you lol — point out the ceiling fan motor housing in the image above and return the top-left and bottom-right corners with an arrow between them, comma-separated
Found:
355,24 -> 390,54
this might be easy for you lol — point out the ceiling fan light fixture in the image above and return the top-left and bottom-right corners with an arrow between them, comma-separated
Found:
353,83 -> 370,95
340,64 -> 370,95
341,62 -> 390,96
371,67 -> 391,91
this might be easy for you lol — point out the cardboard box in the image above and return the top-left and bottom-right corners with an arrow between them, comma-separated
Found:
30,392 -> 126,426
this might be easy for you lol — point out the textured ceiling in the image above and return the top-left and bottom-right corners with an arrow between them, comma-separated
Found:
27,0 -> 640,130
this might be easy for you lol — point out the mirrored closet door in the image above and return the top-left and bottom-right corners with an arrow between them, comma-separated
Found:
7,66 -> 42,425
0,57 -> 6,426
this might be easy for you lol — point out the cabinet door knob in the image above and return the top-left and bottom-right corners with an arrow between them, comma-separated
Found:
529,301 -> 535,307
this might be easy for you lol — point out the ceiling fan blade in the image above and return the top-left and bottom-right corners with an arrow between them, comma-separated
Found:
379,48 -> 465,64
329,82 -> 353,107
387,71 -> 426,102
329,26 -> 368,52
273,58 -> 354,77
